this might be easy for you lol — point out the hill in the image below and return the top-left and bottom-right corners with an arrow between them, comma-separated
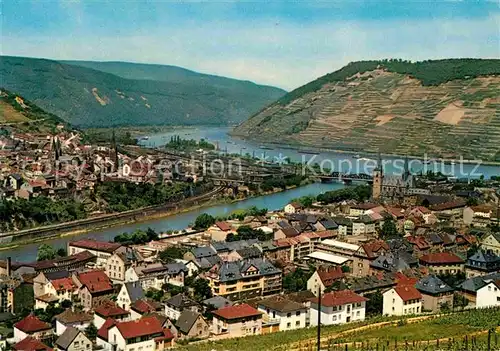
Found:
0,88 -> 68,133
232,59 -> 500,161
0,56 -> 286,128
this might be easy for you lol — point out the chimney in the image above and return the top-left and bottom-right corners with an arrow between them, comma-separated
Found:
6,257 -> 11,277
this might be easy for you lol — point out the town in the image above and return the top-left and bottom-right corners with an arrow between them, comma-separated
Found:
0,149 -> 499,350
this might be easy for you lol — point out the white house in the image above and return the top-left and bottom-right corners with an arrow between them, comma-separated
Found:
476,280 -> 500,308
284,202 -> 303,214
13,314 -> 53,343
117,282 -> 145,311
257,296 -> 308,331
106,316 -> 174,351
307,266 -> 344,296
383,285 -> 422,316
309,290 -> 367,326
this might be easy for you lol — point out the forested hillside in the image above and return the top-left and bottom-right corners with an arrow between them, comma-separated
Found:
0,56 -> 286,128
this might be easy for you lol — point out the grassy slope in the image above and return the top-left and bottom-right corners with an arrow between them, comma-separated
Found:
0,56 -> 286,128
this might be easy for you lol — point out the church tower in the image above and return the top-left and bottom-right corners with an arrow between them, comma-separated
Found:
372,153 -> 383,200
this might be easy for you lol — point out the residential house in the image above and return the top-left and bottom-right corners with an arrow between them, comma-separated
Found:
13,314 -> 53,343
0,273 -> 34,314
125,263 -> 167,291
208,221 -> 235,241
130,299 -> 163,320
202,295 -> 233,310
93,301 -> 130,329
257,296 -> 307,332
430,199 -> 466,223
463,205 -> 497,228
465,250 -> 500,278
307,266 -> 345,296
481,233 -> 500,256
68,239 -> 121,268
456,272 -> 500,306
55,326 -> 92,351
165,262 -> 188,287
370,252 -> 416,274
476,279 -> 500,308
419,252 -> 465,275
105,248 -> 142,284
349,203 -> 381,217
352,240 -> 389,277
165,294 -> 201,321
382,285 -> 422,316
117,282 -> 145,310
206,258 -> 282,300
55,309 -> 92,336
415,275 -> 454,312
212,303 -> 262,337
12,337 -> 52,351
175,310 -> 210,339
72,270 -> 114,310
309,290 -> 367,326
284,202 -> 303,214
105,316 -> 174,351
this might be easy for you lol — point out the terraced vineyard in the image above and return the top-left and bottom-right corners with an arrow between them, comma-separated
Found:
233,60 -> 500,161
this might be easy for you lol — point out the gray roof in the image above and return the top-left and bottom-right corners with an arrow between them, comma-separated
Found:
176,310 -> 203,335
416,275 -> 454,295
203,296 -> 233,309
458,272 -> 500,292
166,293 -> 199,310
192,246 -> 217,259
166,262 -> 188,275
216,258 -> 281,283
370,252 -> 412,272
124,282 -> 145,302
236,246 -> 262,259
319,218 -> 338,230
258,296 -> 305,313
211,241 -> 230,252
467,250 -> 500,265
56,326 -> 84,350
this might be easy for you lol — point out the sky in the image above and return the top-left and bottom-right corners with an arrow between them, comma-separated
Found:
1,1 -> 499,90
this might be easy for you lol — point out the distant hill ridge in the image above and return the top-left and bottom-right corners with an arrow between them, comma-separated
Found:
232,59 -> 500,161
0,56 -> 286,128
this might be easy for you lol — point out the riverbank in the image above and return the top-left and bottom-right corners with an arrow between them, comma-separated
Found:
0,182 -> 343,261
230,135 -> 500,166
0,181 -> 316,252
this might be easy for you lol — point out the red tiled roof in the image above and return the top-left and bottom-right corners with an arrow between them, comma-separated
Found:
394,285 -> 422,302
215,221 -> 231,231
13,336 -> 52,351
430,199 -> 466,211
361,240 -> 389,258
75,270 -> 113,294
385,207 -> 405,219
212,303 -> 262,320
95,301 -> 129,317
315,230 -> 336,239
33,251 -> 95,271
407,236 -> 431,250
288,202 -> 303,209
51,277 -> 75,292
413,206 -> 431,215
311,290 -> 367,307
97,318 -> 116,341
419,252 -> 464,265
14,314 -> 51,333
154,328 -> 175,342
131,299 -> 162,314
115,316 -> 163,339
317,266 -> 344,287
69,239 -> 121,253
351,203 -> 378,210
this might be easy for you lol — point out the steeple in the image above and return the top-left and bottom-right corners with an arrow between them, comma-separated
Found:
403,155 -> 410,181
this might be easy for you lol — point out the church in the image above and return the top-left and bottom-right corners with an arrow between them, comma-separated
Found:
372,156 -> 416,200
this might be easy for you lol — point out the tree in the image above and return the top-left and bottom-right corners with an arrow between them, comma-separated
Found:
365,291 -> 383,316
37,244 -> 57,261
282,269 -> 311,292
192,278 -> 212,301
56,248 -> 67,257
193,213 -> 215,230
381,218 -> 398,238
159,246 -> 187,263
84,323 -> 98,341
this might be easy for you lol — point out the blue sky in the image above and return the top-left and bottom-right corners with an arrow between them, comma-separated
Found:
2,1 -> 499,90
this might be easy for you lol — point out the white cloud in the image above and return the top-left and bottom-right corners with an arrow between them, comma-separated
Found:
2,14 -> 499,90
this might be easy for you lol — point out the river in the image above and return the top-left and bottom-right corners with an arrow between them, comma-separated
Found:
139,127 -> 500,179
0,182 -> 344,262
